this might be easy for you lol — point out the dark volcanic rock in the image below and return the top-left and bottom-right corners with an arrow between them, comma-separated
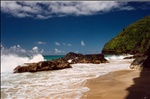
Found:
130,56 -> 147,70
14,52 -> 108,73
130,48 -> 150,71
64,52 -> 109,64
64,52 -> 83,60
14,59 -> 71,73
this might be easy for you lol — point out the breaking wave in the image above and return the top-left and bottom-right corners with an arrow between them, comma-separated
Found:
1,45 -> 45,73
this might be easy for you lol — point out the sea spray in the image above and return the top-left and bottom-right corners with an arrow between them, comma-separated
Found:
1,45 -> 45,73
1,54 -> 45,73
1,54 -> 29,73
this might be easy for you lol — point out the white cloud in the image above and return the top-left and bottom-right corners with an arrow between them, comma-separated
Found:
62,42 -> 72,46
68,44 -> 72,46
40,49 -> 44,53
55,42 -> 61,46
81,40 -> 85,46
1,1 -> 135,19
37,41 -> 46,45
63,43 -> 66,45
1,44 -> 27,55
54,48 -> 62,54
0,44 -> 4,50
75,50 -> 79,53
1,44 -> 45,56
32,46 -> 39,52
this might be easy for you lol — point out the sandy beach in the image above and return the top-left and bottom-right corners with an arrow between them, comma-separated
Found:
82,69 -> 150,99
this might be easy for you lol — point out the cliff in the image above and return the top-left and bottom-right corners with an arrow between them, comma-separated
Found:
102,15 -> 150,55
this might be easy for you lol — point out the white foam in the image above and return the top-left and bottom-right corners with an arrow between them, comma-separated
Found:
1,53 -> 134,99
105,54 -> 133,60
27,54 -> 45,63
1,54 -> 45,73
68,59 -> 72,63
1,54 -> 29,73
1,45 -> 45,73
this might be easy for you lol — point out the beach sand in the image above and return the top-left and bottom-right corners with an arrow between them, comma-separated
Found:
81,69 -> 150,99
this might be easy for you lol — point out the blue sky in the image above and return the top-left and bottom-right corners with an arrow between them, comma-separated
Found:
1,1 -> 150,55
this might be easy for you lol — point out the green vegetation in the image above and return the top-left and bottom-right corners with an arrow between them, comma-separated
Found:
102,15 -> 150,54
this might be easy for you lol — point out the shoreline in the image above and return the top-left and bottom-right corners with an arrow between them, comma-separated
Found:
81,69 -> 150,99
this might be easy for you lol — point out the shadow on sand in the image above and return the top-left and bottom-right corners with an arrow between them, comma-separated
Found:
126,48 -> 150,99
126,70 -> 150,99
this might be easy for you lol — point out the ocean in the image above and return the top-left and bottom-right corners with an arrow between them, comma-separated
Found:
1,54 -> 134,99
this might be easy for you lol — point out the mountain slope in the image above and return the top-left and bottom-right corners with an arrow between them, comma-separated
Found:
102,15 -> 150,54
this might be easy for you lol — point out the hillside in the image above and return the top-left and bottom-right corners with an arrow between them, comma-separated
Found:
102,15 -> 150,55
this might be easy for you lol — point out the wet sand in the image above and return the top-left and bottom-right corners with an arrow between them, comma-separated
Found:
82,69 -> 150,99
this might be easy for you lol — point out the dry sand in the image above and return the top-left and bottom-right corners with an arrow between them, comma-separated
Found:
81,69 -> 150,99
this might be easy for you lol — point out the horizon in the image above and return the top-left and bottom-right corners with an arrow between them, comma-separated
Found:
1,1 -> 150,55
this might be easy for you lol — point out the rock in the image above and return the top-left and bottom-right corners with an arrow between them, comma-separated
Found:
13,52 -> 109,73
142,49 -> 150,70
130,56 -> 147,70
130,48 -> 150,71
64,52 -> 109,64
64,52 -> 83,60
14,59 -> 71,73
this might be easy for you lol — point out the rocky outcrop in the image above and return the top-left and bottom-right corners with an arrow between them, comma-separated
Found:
14,58 -> 71,73
130,48 -> 150,71
14,52 -> 108,73
130,56 -> 147,70
64,52 -> 109,64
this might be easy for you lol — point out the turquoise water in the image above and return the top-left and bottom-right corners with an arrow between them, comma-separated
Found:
44,55 -> 128,61
43,55 -> 64,61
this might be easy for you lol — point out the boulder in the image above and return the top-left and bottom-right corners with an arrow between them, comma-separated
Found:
130,56 -> 147,70
14,59 -> 71,73
130,48 -> 150,71
13,52 -> 109,73
64,52 -> 83,60
64,52 -> 109,64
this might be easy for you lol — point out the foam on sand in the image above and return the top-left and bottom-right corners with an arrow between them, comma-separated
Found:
1,56 -> 134,99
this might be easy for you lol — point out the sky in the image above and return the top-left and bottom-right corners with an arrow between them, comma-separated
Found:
1,1 -> 150,55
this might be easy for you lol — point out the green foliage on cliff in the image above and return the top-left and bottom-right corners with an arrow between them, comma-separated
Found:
102,15 -> 150,54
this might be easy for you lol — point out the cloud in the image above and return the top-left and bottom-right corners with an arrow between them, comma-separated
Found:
68,44 -> 72,46
54,48 -> 61,54
75,50 -> 79,53
63,43 -> 66,45
81,40 -> 85,46
40,49 -> 44,53
137,2 -> 150,10
1,1 -> 135,19
1,44 -> 26,55
36,41 -> 46,45
1,44 -> 45,56
55,42 -> 61,46
63,42 -> 72,46
32,46 -> 39,52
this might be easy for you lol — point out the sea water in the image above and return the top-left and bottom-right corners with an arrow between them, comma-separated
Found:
1,53 -> 134,99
